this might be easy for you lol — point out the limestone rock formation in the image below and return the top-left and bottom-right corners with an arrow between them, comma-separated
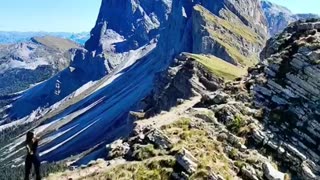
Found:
145,128 -> 173,150
85,0 -> 172,68
157,0 -> 267,67
105,139 -> 130,159
176,148 -> 199,174
252,19 -> 320,179
263,162 -> 285,180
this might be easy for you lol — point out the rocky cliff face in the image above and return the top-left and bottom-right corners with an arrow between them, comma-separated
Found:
261,0 -> 319,36
251,19 -> 320,179
157,0 -> 267,67
192,5 -> 265,66
85,0 -> 172,69
86,0 -> 171,51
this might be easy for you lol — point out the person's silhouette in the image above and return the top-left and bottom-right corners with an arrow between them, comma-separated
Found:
24,131 -> 41,180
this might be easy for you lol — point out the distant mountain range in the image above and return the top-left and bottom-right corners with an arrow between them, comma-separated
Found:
261,0 -> 319,36
0,31 -> 90,45
0,36 -> 80,97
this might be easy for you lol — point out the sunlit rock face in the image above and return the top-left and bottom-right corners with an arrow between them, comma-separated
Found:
252,19 -> 320,179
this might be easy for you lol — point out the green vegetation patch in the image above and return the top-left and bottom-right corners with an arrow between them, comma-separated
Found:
162,118 -> 236,180
186,53 -> 247,80
194,5 -> 262,44
87,156 -> 176,180
227,114 -> 247,134
132,144 -> 167,160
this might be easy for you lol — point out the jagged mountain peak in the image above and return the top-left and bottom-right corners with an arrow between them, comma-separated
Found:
85,0 -> 172,54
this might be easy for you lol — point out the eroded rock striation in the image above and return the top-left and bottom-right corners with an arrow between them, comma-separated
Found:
251,19 -> 320,179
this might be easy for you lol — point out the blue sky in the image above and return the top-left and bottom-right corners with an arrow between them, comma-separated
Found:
0,0 -> 101,32
0,0 -> 319,32
267,0 -> 320,15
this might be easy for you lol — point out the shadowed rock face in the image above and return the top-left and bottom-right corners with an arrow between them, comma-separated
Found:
85,0 -> 172,54
261,0 -> 319,36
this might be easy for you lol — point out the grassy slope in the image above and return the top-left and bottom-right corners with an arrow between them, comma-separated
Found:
194,5 -> 261,67
186,53 -> 247,81
161,118 -> 236,180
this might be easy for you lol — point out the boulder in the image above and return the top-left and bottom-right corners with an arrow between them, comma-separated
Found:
208,172 -> 225,180
242,165 -> 259,180
202,91 -> 230,105
146,128 -> 173,149
176,148 -> 199,174
301,161 -> 318,180
262,162 -> 285,180
106,139 -> 130,159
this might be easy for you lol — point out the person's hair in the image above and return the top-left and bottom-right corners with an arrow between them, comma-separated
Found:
26,131 -> 34,144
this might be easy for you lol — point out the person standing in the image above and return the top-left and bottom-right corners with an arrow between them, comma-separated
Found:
24,131 -> 41,180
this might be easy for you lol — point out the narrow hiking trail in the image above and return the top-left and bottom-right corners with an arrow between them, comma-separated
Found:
45,96 -> 201,179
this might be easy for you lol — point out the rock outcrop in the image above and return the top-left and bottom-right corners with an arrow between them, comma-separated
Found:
251,19 -> 320,179
263,162 -> 285,180
141,53 -> 225,116
176,148 -> 199,174
105,139 -> 130,159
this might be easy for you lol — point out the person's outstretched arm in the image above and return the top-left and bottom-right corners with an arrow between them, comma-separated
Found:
33,135 -> 40,143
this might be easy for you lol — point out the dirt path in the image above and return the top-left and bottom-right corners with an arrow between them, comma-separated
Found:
135,96 -> 201,128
